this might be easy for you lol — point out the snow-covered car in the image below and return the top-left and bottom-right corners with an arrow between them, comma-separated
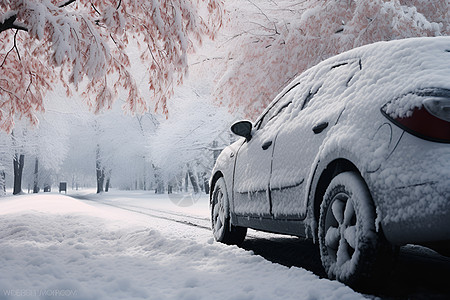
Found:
209,37 -> 450,288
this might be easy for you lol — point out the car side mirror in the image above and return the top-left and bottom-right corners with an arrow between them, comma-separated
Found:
231,120 -> 253,142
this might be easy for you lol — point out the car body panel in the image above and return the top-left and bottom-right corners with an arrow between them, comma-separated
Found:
367,131 -> 450,244
210,139 -> 243,223
232,124 -> 276,217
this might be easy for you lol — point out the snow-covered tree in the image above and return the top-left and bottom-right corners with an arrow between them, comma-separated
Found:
93,104 -> 158,192
56,97 -> 158,192
0,0 -> 223,132
146,28 -> 237,193
0,106 -> 70,194
214,0 -> 449,118
149,81 -> 234,193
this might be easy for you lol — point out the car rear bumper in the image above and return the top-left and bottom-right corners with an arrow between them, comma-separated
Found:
379,181 -> 450,245
368,132 -> 450,246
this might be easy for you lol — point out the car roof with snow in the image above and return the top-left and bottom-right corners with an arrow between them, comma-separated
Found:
255,36 -> 450,129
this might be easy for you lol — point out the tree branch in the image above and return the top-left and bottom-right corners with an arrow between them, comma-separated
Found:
91,3 -> 101,15
58,0 -> 77,8
25,72 -> 33,95
0,14 -> 28,34
1,30 -> 21,68
13,30 -> 21,61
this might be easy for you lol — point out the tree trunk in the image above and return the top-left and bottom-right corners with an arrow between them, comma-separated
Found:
188,168 -> 199,193
96,145 -> 104,193
152,165 -> 165,194
184,172 -> 189,192
156,180 -> 165,194
105,169 -> 111,192
33,157 -> 39,193
0,171 -> 6,195
198,172 -> 204,192
97,167 -> 105,193
13,152 -> 24,195
105,177 -> 110,192
143,157 -> 147,190
203,172 -> 209,194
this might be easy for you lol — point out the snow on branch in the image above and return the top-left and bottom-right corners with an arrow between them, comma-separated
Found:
0,11 -> 28,33
215,0 -> 449,119
56,0 -> 76,8
0,0 -> 224,132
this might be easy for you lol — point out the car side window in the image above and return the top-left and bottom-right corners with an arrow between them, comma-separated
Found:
255,58 -> 362,129
257,82 -> 301,129
301,84 -> 323,110
300,59 -> 362,110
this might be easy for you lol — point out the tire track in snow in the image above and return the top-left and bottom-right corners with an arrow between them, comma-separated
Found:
70,194 -> 264,240
100,201 -> 209,222
70,195 -> 212,231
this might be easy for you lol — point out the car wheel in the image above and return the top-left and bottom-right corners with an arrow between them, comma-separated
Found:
318,171 -> 391,288
211,177 -> 247,245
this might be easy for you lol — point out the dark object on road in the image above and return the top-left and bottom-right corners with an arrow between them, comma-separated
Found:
44,184 -> 51,192
59,182 -> 67,194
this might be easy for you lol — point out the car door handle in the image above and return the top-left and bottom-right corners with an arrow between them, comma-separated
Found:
312,122 -> 329,134
262,141 -> 272,150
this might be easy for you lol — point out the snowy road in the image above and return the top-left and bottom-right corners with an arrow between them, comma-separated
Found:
71,190 -> 450,300
0,190 -> 449,300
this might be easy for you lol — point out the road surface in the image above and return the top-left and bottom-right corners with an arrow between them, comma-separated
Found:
71,191 -> 450,300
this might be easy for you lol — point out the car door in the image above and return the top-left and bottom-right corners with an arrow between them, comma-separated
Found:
269,60 -> 362,219
232,83 -> 301,217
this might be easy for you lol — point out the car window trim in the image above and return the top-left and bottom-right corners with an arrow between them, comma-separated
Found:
256,82 -> 301,130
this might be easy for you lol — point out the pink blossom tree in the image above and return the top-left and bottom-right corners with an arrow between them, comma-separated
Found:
214,0 -> 449,119
0,0 -> 223,132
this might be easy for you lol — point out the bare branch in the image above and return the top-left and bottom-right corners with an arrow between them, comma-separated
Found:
0,46 -> 15,68
246,0 -> 272,25
110,34 -> 118,45
0,86 -> 21,101
13,30 -> 21,61
1,30 -> 21,68
148,45 -> 162,71
25,72 -> 33,95
190,57 -> 224,66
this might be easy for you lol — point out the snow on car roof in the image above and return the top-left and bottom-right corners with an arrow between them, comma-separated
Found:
256,36 -> 450,126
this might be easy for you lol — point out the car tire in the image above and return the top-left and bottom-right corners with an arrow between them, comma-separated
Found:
211,177 -> 247,245
318,171 -> 392,289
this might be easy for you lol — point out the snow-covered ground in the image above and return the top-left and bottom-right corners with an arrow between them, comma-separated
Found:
0,189 -> 366,300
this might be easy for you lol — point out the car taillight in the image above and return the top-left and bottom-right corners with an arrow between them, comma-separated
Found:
423,98 -> 450,122
381,96 -> 450,143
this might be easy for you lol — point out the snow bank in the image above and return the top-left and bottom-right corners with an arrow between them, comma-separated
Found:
0,193 -> 365,300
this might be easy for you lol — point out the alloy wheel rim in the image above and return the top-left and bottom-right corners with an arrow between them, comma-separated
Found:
324,192 -> 358,267
212,189 -> 226,239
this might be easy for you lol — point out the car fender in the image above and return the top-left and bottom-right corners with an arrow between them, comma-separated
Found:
210,139 -> 245,223
304,116 -> 406,238
304,146 -> 363,238
304,121 -> 400,238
